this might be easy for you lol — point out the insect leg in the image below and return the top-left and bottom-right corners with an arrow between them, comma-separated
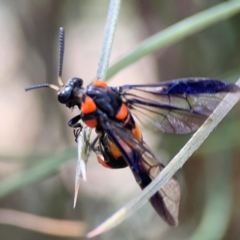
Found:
68,115 -> 82,128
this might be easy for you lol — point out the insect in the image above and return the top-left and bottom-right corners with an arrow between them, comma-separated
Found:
25,28 -> 240,227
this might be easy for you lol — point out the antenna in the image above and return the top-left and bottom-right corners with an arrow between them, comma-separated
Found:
25,27 -> 66,92
25,83 -> 59,92
58,27 -> 65,86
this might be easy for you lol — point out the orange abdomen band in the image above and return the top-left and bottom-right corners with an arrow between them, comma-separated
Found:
132,123 -> 142,142
97,154 -> 113,169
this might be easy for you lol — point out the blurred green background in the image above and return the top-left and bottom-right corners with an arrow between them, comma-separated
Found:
1,0 -> 240,239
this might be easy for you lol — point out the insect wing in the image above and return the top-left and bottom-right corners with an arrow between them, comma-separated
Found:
102,120 -> 180,226
117,78 -> 240,134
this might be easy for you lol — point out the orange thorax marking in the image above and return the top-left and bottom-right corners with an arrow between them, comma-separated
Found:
81,96 -> 97,114
92,79 -> 108,88
116,103 -> 128,120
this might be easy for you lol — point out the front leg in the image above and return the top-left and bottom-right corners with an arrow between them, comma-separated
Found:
68,115 -> 83,142
68,115 -> 82,128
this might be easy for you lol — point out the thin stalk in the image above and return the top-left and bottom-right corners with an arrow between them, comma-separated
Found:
74,0 -> 122,207
96,0 -> 121,80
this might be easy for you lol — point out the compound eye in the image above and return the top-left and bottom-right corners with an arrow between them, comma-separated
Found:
58,85 -> 73,103
72,78 -> 83,88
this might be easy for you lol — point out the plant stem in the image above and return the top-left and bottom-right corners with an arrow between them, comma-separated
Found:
75,0 -> 122,207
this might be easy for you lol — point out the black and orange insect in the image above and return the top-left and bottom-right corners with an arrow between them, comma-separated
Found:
25,28 -> 240,226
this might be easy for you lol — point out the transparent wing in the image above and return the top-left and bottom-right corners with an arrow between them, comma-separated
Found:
102,120 -> 180,226
116,78 -> 240,134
